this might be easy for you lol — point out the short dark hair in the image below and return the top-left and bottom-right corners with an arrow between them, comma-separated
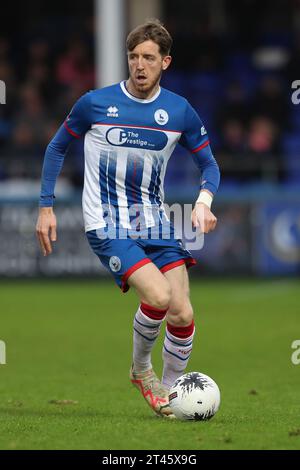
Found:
126,19 -> 173,57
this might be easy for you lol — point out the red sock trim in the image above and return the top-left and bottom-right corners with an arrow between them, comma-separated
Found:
140,303 -> 168,320
167,320 -> 195,339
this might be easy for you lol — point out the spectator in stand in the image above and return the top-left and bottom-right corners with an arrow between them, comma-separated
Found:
250,76 -> 289,128
56,38 -> 95,90
245,115 -> 283,182
3,122 -> 43,178
217,80 -> 249,125
218,118 -> 247,181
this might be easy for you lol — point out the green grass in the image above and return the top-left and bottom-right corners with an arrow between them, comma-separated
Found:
0,279 -> 300,450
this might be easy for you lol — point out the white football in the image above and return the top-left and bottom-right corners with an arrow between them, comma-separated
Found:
168,372 -> 221,421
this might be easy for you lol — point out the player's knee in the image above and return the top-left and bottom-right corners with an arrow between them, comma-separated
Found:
146,284 -> 172,310
167,303 -> 194,326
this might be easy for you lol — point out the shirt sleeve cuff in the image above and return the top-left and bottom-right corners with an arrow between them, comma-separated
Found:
200,181 -> 218,195
39,195 -> 55,207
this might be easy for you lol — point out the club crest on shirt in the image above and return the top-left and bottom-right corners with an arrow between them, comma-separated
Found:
154,109 -> 169,126
109,256 -> 121,272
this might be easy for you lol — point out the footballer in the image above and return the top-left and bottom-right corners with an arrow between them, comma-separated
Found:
36,20 -> 220,418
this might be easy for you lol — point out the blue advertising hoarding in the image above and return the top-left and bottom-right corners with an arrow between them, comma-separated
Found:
254,203 -> 300,275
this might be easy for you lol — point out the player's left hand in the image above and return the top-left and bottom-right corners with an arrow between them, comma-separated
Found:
191,202 -> 217,233
36,207 -> 57,256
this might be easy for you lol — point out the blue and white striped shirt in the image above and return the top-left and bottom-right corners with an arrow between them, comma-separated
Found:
40,81 -> 220,233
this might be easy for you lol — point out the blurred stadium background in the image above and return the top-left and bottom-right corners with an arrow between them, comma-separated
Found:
0,0 -> 299,278
1,0 -> 300,451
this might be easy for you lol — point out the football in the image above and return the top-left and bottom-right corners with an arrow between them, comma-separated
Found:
168,372 -> 221,421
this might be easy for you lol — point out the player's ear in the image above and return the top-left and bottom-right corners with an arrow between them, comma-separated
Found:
162,55 -> 172,71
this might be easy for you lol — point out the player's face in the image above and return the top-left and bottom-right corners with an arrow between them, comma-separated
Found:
127,40 -> 171,99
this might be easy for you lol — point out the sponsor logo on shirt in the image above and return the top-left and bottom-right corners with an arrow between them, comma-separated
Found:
106,127 -> 168,150
201,126 -> 207,136
107,106 -> 119,118
154,109 -> 169,125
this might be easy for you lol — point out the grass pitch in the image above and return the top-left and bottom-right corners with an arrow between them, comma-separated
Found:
0,278 -> 300,450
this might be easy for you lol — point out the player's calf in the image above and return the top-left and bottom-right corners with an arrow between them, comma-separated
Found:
166,301 -> 194,326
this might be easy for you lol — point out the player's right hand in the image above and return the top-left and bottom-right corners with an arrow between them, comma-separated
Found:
36,207 -> 57,256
